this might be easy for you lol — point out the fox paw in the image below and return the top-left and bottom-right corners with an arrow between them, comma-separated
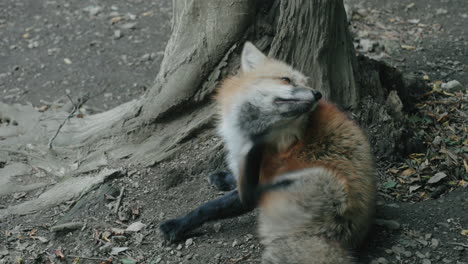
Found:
159,218 -> 185,242
208,171 -> 236,191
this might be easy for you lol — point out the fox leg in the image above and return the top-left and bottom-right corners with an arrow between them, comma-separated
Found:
159,190 -> 254,242
208,171 -> 236,191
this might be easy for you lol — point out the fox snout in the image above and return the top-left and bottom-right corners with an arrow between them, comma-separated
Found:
275,88 -> 321,104
275,88 -> 322,117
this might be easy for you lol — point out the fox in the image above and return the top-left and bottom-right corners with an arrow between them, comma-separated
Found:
160,42 -> 376,263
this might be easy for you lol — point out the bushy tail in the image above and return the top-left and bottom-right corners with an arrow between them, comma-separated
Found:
258,168 -> 357,264
262,235 -> 355,264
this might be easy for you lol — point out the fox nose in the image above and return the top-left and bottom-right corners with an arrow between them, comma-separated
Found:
312,90 -> 322,100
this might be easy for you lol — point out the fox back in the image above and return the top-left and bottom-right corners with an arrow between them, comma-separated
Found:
215,42 -> 376,263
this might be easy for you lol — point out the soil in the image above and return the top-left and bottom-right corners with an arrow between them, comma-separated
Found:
1,0 -> 467,264
0,0 -> 172,111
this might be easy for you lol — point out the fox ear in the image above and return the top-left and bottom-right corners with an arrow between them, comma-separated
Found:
241,42 -> 266,72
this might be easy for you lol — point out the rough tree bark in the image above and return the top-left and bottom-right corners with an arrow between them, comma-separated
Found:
0,0 -> 426,218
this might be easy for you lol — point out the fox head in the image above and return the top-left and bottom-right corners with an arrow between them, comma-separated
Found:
216,42 -> 322,140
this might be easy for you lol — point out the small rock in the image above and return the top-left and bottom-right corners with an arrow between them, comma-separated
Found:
213,223 -> 222,232
113,30 -> 123,39
83,6 -> 103,16
176,244 -> 183,250
140,53 -> 151,62
431,238 -> 439,248
377,257 -> 388,264
416,251 -> 425,259
27,41 -> 39,49
359,39 -> 378,52
99,242 -> 112,252
0,245 -> 8,256
422,259 -> 431,264
120,22 -> 137,30
386,90 -> 403,117
110,247 -> 128,256
376,219 -> 401,230
232,239 -> 238,247
185,238 -> 193,247
403,251 -> 412,257
415,238 -> 428,246
441,80 -> 464,92
391,246 -> 404,255
436,8 -> 448,15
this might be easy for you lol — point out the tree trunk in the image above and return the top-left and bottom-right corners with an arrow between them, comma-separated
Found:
0,0 -> 426,218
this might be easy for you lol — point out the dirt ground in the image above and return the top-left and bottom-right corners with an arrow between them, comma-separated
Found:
1,0 -> 467,264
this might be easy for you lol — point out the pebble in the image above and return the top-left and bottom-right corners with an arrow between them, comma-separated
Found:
441,80 -> 464,92
376,219 -> 401,230
422,259 -> 431,264
140,53 -> 152,62
114,30 -> 123,39
185,238 -> 193,247
185,253 -> 193,260
377,257 -> 389,264
232,239 -> 238,247
213,223 -> 222,232
83,6 -> 103,16
431,238 -> 439,248
120,22 -> 137,30
436,8 -> 448,15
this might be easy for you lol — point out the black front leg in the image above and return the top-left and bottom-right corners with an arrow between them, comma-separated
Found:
159,190 -> 254,242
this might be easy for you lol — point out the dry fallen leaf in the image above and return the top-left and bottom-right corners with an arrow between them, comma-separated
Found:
110,16 -> 123,24
401,168 -> 417,177
401,44 -> 416,50
126,221 -> 146,232
409,185 -> 421,193
461,230 -> 468,236
458,180 -> 468,188
55,249 -> 65,260
427,172 -> 447,184
110,247 -> 128,256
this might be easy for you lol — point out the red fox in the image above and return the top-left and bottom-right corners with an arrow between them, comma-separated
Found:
160,42 -> 376,263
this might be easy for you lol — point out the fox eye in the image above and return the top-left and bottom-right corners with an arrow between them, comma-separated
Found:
280,77 -> 292,84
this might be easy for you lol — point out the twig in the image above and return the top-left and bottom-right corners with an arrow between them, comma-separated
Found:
48,94 -> 89,149
66,255 -> 111,261
114,187 -> 125,214
51,222 -> 84,232
448,242 -> 468,248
